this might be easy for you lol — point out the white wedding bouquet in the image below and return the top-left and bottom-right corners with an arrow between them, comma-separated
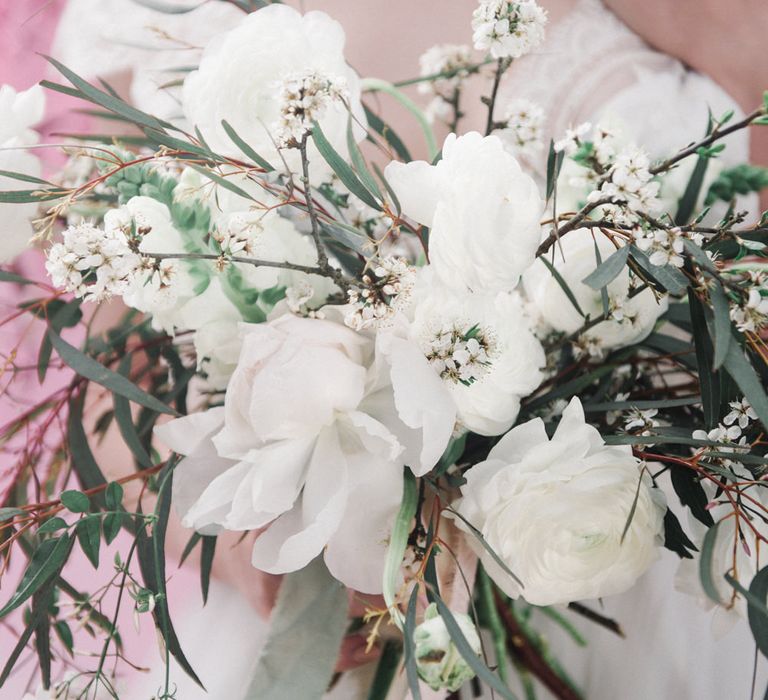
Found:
2,1 -> 768,698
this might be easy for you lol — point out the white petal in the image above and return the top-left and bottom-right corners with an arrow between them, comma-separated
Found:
154,407 -> 225,456
383,159 -> 442,226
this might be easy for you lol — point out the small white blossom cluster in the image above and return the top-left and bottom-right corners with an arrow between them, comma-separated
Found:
276,70 -> 348,146
497,98 -> 544,156
624,407 -> 660,437
730,278 -> 768,333
418,44 -> 473,93
472,0 -> 547,59
725,398 -> 758,429
632,226 -> 685,268
213,212 -> 264,257
344,257 -> 416,330
423,323 -> 496,385
46,223 -> 141,302
588,145 -> 662,214
692,402 -> 756,467
553,121 -> 591,156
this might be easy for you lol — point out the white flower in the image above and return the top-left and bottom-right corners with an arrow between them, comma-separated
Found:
0,84 -> 45,262
385,132 -> 543,294
406,268 -> 544,436
276,70 -> 349,146
553,122 -> 591,155
156,312 -> 456,592
730,288 -> 768,333
452,397 -> 666,605
418,44 -> 474,95
724,398 -> 757,430
344,257 -> 416,331
107,196 -> 197,333
414,602 -> 481,691
182,5 -> 366,176
522,230 -> 667,352
633,226 -> 685,268
45,222 -> 141,302
472,0 -> 547,59
496,98 -> 544,157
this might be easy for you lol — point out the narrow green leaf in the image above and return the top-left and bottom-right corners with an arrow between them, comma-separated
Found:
630,246 -> 688,295
0,536 -> 72,618
49,328 -> 177,415
60,490 -> 90,514
312,122 -> 382,211
113,355 -> 153,468
180,531 -> 202,566
221,120 -> 274,172
403,586 -> 422,700
0,169 -> 55,186
243,557 -> 348,700
726,569 -> 768,658
371,161 -> 401,216
0,269 -> 35,285
363,105 -> 412,162
539,256 -> 585,318
366,640 -> 402,700
55,620 -> 74,656
620,467 -> 647,544
131,0 -> 204,12
76,517 -> 101,568
0,188 -> 67,203
0,507 -> 24,522
44,56 -> 173,132
582,245 -> 629,290
699,522 -> 723,605
689,290 -> 719,428
67,393 -> 108,507
200,535 -> 216,605
347,116 -> 382,199
432,595 -> 516,700
675,153 -> 708,224
721,333 -> 768,430
185,162 -> 256,203
709,280 -> 732,370
545,139 -> 565,202
583,395 -> 700,412
592,241 -> 610,316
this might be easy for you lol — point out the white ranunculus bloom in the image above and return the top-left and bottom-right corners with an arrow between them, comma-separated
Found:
385,132 -> 543,294
156,312 -> 456,592
0,84 -> 45,262
406,268 -> 544,436
452,397 -> 666,605
523,229 -> 667,355
182,4 -> 366,175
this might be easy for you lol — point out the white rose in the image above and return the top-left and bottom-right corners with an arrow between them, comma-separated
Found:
0,84 -> 45,262
385,132 -> 543,295
156,312 -> 456,592
405,267 -> 544,435
182,4 -> 366,175
453,397 -> 666,605
523,229 -> 667,352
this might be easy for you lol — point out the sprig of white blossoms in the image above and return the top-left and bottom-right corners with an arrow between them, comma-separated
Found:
344,257 -> 416,330
632,226 -> 685,268
418,44 -> 474,124
46,223 -> 142,302
472,0 -> 547,59
588,145 -> 662,214
731,287 -> 768,333
724,398 -> 758,429
276,69 -> 348,146
496,98 -> 544,156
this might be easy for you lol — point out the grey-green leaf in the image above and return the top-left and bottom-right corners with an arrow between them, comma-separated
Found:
49,329 -> 177,416
243,557 -> 348,700
582,245 -> 629,290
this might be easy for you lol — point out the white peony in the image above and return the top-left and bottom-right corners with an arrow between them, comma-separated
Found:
156,312 -> 456,592
452,397 -> 666,606
522,230 -> 667,355
385,132 -> 543,295
405,267 -> 544,435
0,84 -> 45,262
182,4 -> 366,175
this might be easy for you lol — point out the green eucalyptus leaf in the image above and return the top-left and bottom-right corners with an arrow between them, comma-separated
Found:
60,490 -> 90,514
75,516 -> 101,568
582,245 -> 629,291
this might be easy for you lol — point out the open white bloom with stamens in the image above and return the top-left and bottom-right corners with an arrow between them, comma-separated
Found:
452,397 -> 666,605
523,230 -> 667,355
405,268 -> 544,435
156,312 -> 455,592
385,132 -> 543,294
182,4 -> 365,176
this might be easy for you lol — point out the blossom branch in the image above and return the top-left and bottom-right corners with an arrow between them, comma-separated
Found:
483,58 -> 511,136
141,251 -> 328,277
